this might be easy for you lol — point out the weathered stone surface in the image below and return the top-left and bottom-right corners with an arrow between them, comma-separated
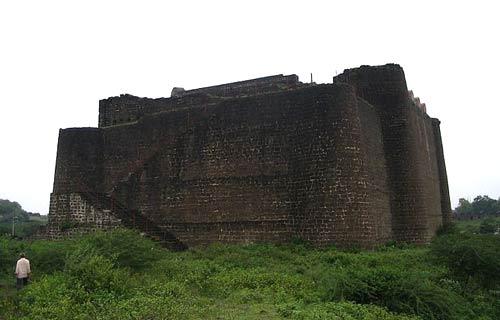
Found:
46,64 -> 452,248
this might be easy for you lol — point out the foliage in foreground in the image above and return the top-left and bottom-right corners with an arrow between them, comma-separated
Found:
0,227 -> 499,320
430,229 -> 500,290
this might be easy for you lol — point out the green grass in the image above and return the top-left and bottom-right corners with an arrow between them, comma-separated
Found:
0,227 -> 498,320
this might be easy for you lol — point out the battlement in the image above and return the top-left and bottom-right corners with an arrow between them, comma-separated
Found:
408,90 -> 427,113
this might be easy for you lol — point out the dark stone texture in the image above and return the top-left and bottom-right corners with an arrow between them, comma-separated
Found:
52,128 -> 104,194
333,64 -> 449,243
47,66 -> 451,248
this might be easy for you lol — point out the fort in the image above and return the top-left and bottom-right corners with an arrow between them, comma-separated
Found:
44,64 -> 452,249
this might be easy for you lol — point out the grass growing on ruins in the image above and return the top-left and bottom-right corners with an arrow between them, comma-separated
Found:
0,225 -> 499,320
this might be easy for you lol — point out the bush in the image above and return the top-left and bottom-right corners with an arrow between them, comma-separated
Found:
77,229 -> 163,271
65,244 -> 130,294
479,218 -> 500,234
100,282 -> 195,320
0,236 -> 24,275
316,263 -> 465,320
430,232 -> 500,290
27,240 -> 76,275
17,273 -> 86,320
0,236 -> 76,277
2,231 -> 500,319
278,301 -> 421,320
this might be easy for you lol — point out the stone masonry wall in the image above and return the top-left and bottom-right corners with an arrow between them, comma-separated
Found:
333,64 -> 450,243
432,119 -> 453,225
52,128 -> 104,194
173,74 -> 300,97
49,64 -> 451,248
98,75 -> 301,128
98,94 -> 215,128
357,98 -> 392,243
104,84 -> 376,247
45,193 -> 121,239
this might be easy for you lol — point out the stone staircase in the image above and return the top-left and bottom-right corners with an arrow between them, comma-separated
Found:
79,191 -> 187,251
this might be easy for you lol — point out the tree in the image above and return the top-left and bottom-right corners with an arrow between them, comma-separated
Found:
454,195 -> 500,218
455,198 -> 473,215
472,195 -> 497,215
0,199 -> 29,222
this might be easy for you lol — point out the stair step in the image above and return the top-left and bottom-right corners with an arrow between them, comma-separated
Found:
80,192 -> 187,251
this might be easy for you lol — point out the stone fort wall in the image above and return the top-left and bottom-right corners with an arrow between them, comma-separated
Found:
333,65 -> 451,241
98,74 -> 301,128
47,64 -> 451,248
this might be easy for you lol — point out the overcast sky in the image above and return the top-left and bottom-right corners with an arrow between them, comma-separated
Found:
0,0 -> 499,214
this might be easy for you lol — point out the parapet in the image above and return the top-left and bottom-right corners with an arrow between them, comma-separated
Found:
171,74 -> 300,98
99,74 -> 301,128
333,65 -> 429,114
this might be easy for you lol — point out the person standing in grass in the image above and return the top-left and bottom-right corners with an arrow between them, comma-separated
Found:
15,253 -> 31,290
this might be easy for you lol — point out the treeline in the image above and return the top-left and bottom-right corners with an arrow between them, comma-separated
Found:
0,199 -> 47,238
454,195 -> 500,218
0,199 -> 42,221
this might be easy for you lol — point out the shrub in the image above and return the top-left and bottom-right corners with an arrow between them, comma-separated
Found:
0,236 -> 24,275
278,301 -> 421,320
77,229 -> 163,271
0,236 -> 76,279
316,264 -> 466,320
479,218 -> 500,234
100,281 -> 194,320
65,244 -> 130,294
430,232 -> 500,290
27,239 -> 76,275
2,233 -> 499,319
17,273 -> 86,320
